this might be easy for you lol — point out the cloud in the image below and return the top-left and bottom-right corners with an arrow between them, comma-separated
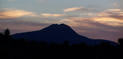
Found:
92,17 -> 123,26
0,20 -> 51,34
97,9 -> 123,19
0,8 -> 122,42
105,9 -> 123,20
60,16 -> 123,42
60,9 -> 123,42
90,9 -> 123,27
64,7 -> 95,12
61,9 -> 123,34
106,9 -> 121,12
40,13 -> 65,17
0,9 -> 36,19
65,8 -> 123,27
61,16 -> 123,27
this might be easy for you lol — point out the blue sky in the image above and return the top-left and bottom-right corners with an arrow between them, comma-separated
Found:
0,0 -> 123,42
0,0 -> 119,13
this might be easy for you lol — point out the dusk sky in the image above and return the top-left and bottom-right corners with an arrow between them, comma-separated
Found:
0,0 -> 123,42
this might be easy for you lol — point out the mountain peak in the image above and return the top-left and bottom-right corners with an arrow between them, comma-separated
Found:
49,24 -> 69,27
12,24 -> 117,45
41,24 -> 77,35
59,23 -> 68,26
42,24 -> 71,30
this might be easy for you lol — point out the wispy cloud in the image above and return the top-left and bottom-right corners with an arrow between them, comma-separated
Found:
0,8 -> 122,42
96,9 -> 123,20
0,20 -> 51,34
60,15 -> 123,42
60,9 -> 123,39
92,17 -> 123,26
0,8 -> 36,19
62,9 -> 123,27
40,13 -> 65,17
64,7 -> 95,12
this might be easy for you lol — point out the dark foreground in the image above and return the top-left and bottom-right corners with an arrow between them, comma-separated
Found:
0,29 -> 123,59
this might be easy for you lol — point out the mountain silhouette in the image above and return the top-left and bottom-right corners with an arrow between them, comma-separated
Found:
12,24 -> 116,45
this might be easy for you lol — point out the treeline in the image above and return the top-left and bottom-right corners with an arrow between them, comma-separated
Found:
0,29 -> 123,59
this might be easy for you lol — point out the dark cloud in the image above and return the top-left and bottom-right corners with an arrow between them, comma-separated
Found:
109,15 -> 123,20
0,20 -> 51,34
0,8 -> 122,42
61,16 -> 123,42
102,9 -> 123,20
70,20 -> 123,42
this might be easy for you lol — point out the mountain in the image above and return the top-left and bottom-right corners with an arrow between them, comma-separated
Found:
12,24 -> 116,45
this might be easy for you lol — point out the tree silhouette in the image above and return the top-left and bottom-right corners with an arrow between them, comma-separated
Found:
4,29 -> 10,36
118,38 -> 123,59
118,38 -> 123,45
0,29 -> 122,59
4,29 -> 11,40
0,33 -> 4,40
63,40 -> 69,48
